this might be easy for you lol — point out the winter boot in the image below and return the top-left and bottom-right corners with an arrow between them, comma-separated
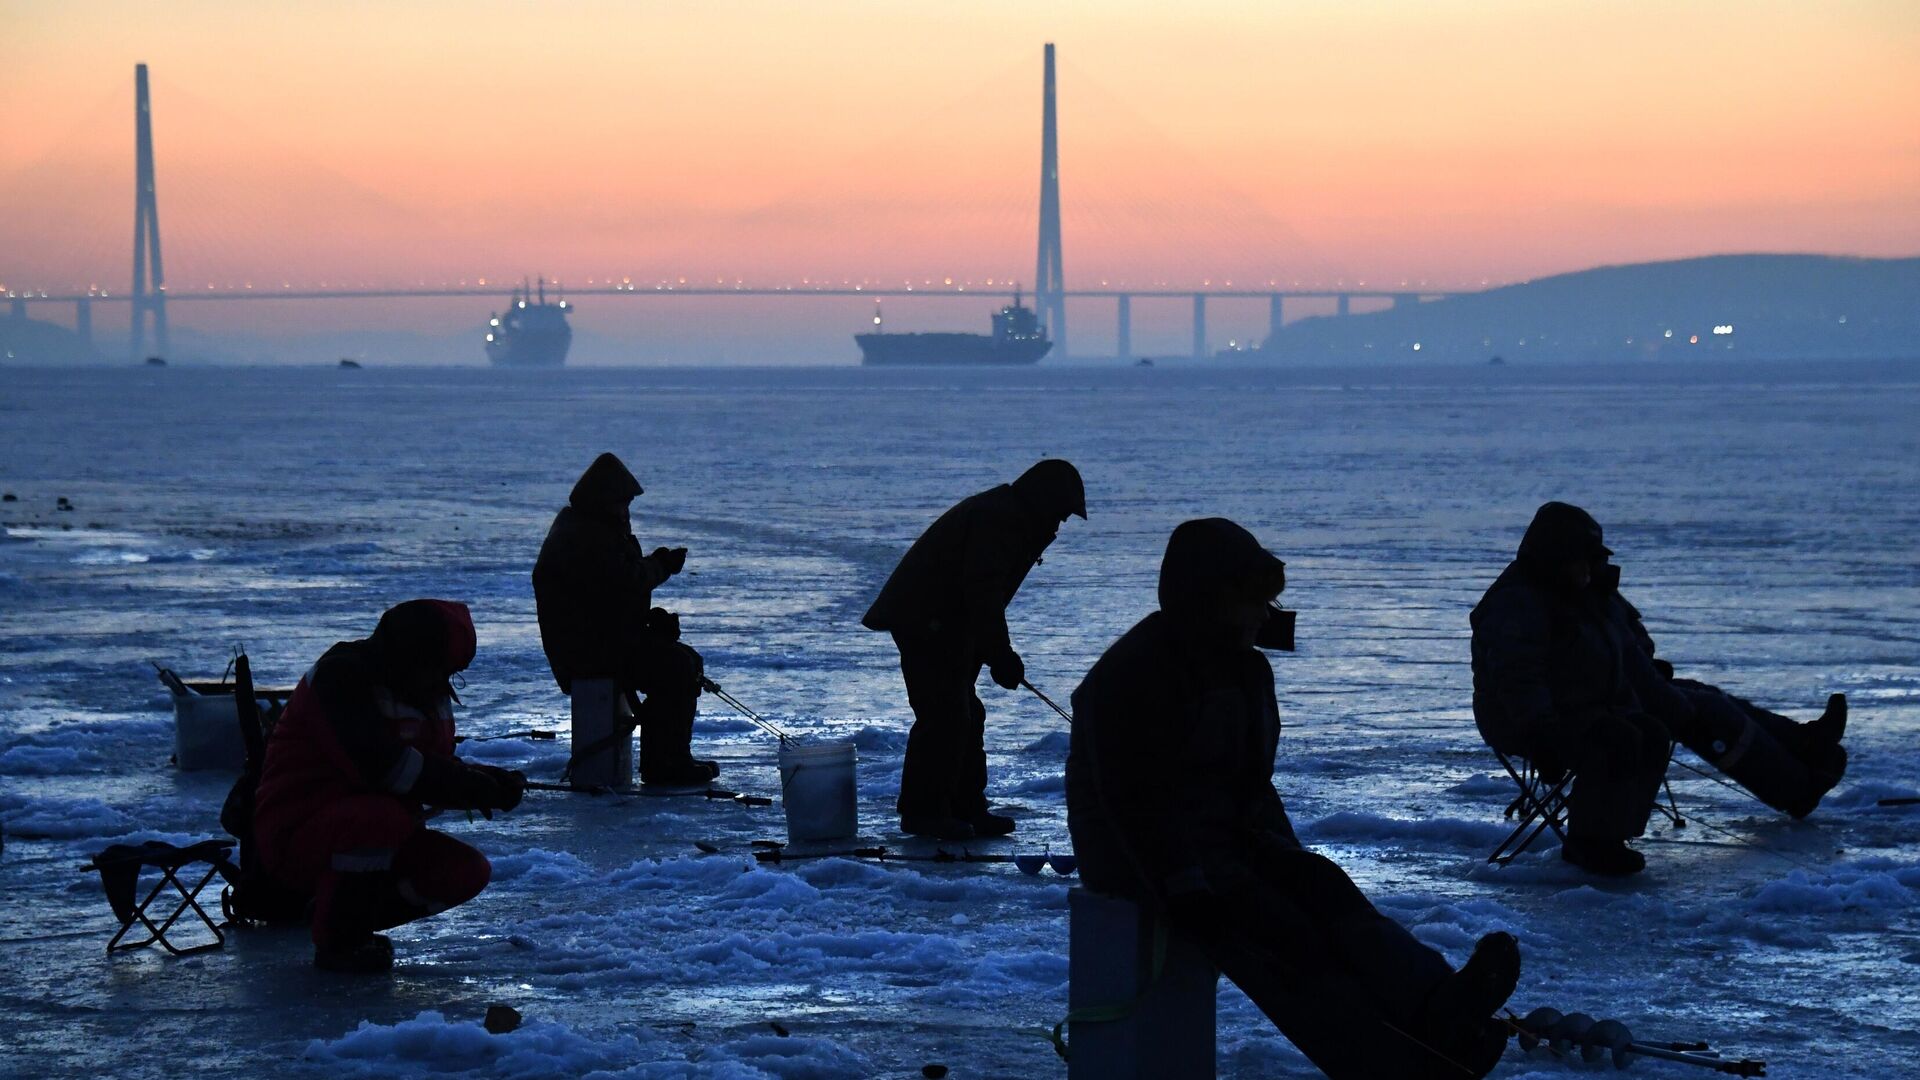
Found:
967,811 -> 1016,838
640,758 -> 715,789
901,815 -> 975,841
314,932 -> 394,974
1560,837 -> 1646,876
1426,932 -> 1520,1029
1805,693 -> 1847,748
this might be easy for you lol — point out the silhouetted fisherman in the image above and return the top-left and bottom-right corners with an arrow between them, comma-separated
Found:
1471,503 -> 1670,875
1472,502 -> 1848,877
864,459 -> 1085,840
253,600 -> 525,973
1069,519 -> 1519,1079
533,452 -> 716,787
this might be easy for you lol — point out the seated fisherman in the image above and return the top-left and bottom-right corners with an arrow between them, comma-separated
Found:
532,452 -> 716,787
253,599 -> 525,973
1069,518 -> 1519,1079
1472,502 -> 1849,877
1470,502 -> 1673,875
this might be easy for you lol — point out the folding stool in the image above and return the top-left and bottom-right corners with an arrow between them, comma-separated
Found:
87,839 -> 241,956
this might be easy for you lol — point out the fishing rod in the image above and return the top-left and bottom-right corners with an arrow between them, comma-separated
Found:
1022,679 -> 1074,724
457,730 -> 558,744
701,676 -> 797,746
702,839 -> 1018,866
525,779 -> 771,806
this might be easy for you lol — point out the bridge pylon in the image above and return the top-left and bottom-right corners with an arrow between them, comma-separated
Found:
1035,43 -> 1066,357
131,63 -> 169,362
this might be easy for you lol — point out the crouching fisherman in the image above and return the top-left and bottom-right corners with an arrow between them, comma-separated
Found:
1068,519 -> 1519,1079
253,599 -> 525,973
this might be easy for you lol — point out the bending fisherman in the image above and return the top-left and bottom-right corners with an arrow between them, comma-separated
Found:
1069,518 -> 1519,1079
533,452 -> 716,787
863,458 -> 1085,840
253,600 -> 525,973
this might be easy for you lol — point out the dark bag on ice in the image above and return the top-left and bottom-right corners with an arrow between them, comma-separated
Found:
218,654 -> 310,925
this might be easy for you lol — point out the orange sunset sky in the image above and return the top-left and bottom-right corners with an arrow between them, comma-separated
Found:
2,1 -> 1917,356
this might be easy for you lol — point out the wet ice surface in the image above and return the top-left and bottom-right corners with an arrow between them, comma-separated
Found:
1,361 -> 1917,1078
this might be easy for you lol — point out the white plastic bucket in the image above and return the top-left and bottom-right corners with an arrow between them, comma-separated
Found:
778,740 -> 858,842
172,687 -> 247,772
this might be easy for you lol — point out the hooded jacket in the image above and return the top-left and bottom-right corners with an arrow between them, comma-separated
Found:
254,599 -> 477,849
1469,503 -> 1644,752
532,453 -> 674,692
861,460 -> 1084,661
1067,518 -> 1300,907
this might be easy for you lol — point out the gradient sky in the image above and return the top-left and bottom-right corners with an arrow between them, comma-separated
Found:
3,1 -> 1917,355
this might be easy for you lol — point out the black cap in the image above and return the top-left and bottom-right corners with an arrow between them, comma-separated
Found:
1012,458 -> 1086,520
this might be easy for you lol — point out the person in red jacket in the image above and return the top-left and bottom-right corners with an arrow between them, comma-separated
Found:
253,599 -> 525,973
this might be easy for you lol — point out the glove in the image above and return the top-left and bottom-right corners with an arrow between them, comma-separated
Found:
648,606 -> 682,642
414,756 -> 505,813
989,650 -> 1025,691
473,764 -> 527,812
650,546 -> 688,576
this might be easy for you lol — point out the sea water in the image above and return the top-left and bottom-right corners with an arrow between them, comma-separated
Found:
1,361 -> 1916,1077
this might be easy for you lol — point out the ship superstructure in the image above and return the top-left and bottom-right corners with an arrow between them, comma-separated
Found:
485,277 -> 573,367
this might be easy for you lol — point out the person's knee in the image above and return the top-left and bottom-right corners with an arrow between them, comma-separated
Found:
396,831 -> 491,909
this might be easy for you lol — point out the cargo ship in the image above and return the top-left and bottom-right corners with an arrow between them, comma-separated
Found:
856,291 -> 1052,366
485,277 -> 572,367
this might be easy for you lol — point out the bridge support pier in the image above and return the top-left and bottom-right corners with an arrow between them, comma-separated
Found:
1393,292 -> 1419,309
1336,293 -> 1351,317
1191,294 -> 1207,359
8,297 -> 24,321
76,298 -> 92,349
1116,294 -> 1131,360
1267,293 -> 1283,343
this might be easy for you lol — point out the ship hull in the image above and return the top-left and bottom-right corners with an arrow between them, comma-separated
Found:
855,332 -> 1051,366
486,327 -> 571,367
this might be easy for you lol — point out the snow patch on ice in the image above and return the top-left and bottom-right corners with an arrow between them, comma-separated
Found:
490,849 -> 595,888
1006,773 -> 1064,795
1303,810 -> 1510,848
1747,860 -> 1920,915
1022,731 -> 1070,754
701,1033 -> 872,1079
303,1010 -> 654,1077
1445,774 -> 1514,797
850,725 -> 905,752
0,795 -> 134,839
0,744 -> 104,775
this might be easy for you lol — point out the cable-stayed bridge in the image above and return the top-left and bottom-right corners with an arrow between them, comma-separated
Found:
6,49 -> 1469,362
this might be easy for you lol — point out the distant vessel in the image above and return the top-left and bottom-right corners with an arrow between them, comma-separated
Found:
338,358 -> 362,370
855,291 -> 1052,366
144,356 -> 167,367
485,277 -> 573,367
